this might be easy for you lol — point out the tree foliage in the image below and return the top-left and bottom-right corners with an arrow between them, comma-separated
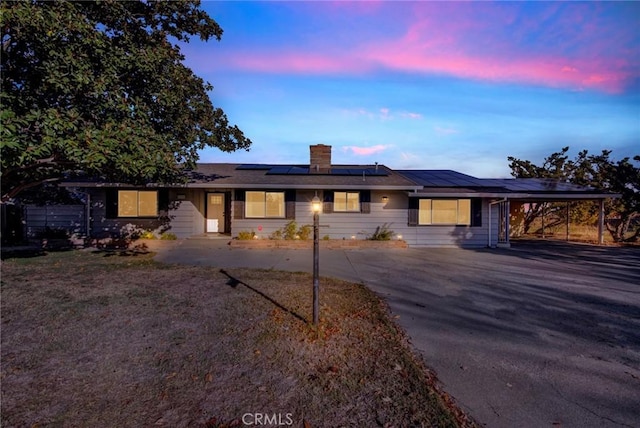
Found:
1,0 -> 251,201
508,148 -> 640,242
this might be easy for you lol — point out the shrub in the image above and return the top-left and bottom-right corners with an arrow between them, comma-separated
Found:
297,224 -> 312,241
269,221 -> 314,240
283,220 -> 298,240
269,229 -> 283,240
140,230 -> 157,240
160,232 -> 177,240
34,227 -> 69,239
237,230 -> 256,240
120,224 -> 145,240
322,235 -> 330,241
368,223 -> 394,241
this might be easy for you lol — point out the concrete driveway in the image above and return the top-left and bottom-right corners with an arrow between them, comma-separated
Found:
155,239 -> 640,427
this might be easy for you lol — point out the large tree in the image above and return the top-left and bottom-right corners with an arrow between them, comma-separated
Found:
1,0 -> 251,201
508,148 -> 640,242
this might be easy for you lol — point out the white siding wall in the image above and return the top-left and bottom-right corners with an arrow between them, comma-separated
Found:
232,190 -> 499,248
404,197 -> 500,248
86,188 -> 501,247
167,189 -> 205,238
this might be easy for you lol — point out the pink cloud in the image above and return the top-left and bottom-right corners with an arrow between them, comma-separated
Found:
223,44 -> 631,95
229,51 -> 366,74
216,2 -> 637,94
343,144 -> 393,156
362,47 -> 631,93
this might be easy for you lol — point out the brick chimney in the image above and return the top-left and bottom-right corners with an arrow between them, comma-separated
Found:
309,144 -> 332,174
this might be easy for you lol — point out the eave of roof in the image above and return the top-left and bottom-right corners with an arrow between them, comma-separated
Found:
408,190 -> 620,200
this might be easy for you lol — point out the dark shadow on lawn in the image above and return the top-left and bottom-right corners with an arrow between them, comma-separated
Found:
220,269 -> 308,324
0,247 -> 47,260
91,243 -> 152,257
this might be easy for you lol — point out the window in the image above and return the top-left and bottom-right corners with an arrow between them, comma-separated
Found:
334,191 -> 360,212
245,191 -> 285,218
419,199 -> 471,225
117,190 -> 158,217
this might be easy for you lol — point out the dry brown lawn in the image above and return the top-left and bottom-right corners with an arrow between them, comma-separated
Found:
1,250 -> 474,428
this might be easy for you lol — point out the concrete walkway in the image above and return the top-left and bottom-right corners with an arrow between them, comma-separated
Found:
154,238 -> 640,428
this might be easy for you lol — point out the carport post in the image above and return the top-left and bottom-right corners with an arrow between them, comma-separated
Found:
566,202 -> 570,242
504,199 -> 510,246
598,199 -> 605,245
541,203 -> 545,239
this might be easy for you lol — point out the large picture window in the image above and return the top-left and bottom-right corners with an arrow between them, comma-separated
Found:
245,191 -> 285,218
419,199 -> 471,225
117,190 -> 158,217
334,191 -> 360,212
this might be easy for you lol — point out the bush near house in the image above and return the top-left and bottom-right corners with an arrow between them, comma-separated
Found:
368,223 -> 395,241
237,230 -> 256,240
269,221 -> 313,240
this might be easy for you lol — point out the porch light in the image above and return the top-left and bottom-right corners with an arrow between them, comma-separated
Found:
382,196 -> 389,204
311,193 -> 321,326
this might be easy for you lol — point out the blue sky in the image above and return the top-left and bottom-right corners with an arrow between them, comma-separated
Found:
183,1 -> 639,178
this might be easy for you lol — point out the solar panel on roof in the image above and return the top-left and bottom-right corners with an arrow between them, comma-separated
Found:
236,164 -> 273,170
265,166 -> 311,175
267,166 -> 291,174
325,168 -> 388,176
288,167 -> 310,175
398,170 -> 485,187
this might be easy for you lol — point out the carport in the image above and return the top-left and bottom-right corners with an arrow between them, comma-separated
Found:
485,179 -> 620,247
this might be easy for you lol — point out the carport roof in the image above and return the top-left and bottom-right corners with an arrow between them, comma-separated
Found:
399,170 -> 619,199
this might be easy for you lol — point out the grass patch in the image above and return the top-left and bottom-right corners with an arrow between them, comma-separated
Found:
1,251 -> 474,427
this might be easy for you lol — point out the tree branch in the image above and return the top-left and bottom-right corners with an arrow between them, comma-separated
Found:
1,178 -> 60,203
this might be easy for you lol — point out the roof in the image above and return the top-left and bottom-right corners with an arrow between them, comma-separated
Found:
186,163 -> 421,190
62,163 -> 422,191
61,164 -> 618,199
398,170 -> 618,200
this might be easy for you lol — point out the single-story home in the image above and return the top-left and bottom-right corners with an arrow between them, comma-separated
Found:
60,144 -> 617,247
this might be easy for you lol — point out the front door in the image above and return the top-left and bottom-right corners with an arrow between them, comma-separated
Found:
206,193 -> 225,233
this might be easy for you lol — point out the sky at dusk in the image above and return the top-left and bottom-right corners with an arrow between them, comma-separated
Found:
184,1 -> 639,178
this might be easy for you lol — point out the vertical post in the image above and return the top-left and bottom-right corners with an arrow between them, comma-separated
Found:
566,201 -> 570,242
505,199 -> 510,246
541,203 -> 546,239
598,199 -> 605,245
313,210 -> 319,326
488,200 -> 492,247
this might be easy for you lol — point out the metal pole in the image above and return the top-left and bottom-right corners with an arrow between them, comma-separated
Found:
313,211 -> 320,326
541,203 -> 545,239
505,199 -> 510,246
598,199 -> 605,245
566,201 -> 570,242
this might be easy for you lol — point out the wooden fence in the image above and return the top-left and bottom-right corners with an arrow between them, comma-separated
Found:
24,205 -> 87,237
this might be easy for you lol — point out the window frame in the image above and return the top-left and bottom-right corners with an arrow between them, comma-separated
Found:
245,191 -> 286,219
418,198 -> 472,226
117,190 -> 159,218
333,191 -> 361,213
